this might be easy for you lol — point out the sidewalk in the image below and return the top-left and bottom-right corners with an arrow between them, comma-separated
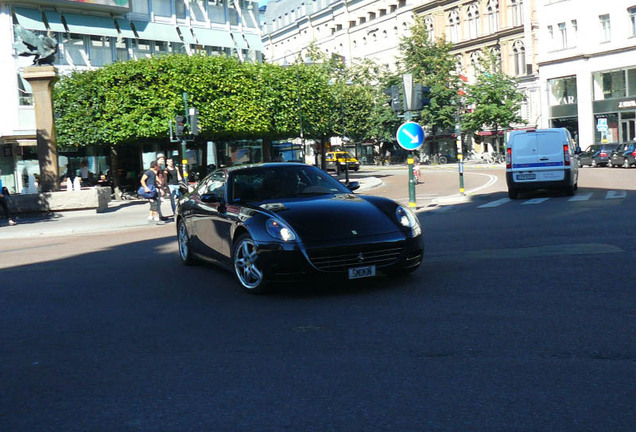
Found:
0,176 -> 384,240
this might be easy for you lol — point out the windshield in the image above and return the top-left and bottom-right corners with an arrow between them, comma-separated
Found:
230,165 -> 351,202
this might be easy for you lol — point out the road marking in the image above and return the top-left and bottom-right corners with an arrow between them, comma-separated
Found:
522,198 -> 550,205
462,243 -> 623,260
606,190 -> 627,199
569,193 -> 593,201
478,198 -> 510,208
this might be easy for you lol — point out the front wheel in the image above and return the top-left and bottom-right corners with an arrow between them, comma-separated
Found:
177,218 -> 195,265
591,159 -> 598,168
438,156 -> 447,165
233,234 -> 268,294
624,159 -> 630,168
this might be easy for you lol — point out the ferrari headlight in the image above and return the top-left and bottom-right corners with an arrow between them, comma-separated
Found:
396,206 -> 422,236
266,218 -> 297,241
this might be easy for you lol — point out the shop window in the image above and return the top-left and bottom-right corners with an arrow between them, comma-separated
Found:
548,76 -> 577,105
63,33 -> 87,67
628,68 -> 636,96
132,39 -> 152,59
116,38 -> 129,61
593,70 -> 626,100
89,36 -> 113,67
594,113 -> 618,143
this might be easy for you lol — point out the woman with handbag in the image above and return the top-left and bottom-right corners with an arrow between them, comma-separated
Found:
139,161 -> 162,224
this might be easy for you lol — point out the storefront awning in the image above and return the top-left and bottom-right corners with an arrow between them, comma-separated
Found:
114,18 -> 136,39
178,26 -> 196,44
232,32 -> 248,49
192,27 -> 234,48
63,13 -> 119,37
243,32 -> 262,50
132,21 -> 182,43
13,8 -> 46,31
44,11 -> 66,33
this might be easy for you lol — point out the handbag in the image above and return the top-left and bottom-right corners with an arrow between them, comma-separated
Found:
137,185 -> 157,199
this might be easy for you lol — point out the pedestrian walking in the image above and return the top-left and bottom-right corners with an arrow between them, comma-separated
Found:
155,154 -> 167,220
164,157 -> 182,215
0,169 -> 16,226
140,161 -> 162,224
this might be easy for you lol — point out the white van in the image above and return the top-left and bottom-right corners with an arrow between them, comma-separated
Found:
505,128 -> 579,199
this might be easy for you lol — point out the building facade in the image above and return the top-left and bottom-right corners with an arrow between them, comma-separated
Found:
537,0 -> 636,148
0,0 -> 262,193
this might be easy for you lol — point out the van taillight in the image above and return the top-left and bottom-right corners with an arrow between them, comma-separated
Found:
632,151 -> 636,157
506,147 -> 512,169
564,144 -> 570,166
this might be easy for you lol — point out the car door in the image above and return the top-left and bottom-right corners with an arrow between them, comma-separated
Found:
191,171 -> 229,262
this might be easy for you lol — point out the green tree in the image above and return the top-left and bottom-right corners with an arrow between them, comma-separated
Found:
398,15 -> 463,133
462,53 -> 527,152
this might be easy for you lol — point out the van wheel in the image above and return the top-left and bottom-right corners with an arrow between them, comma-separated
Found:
565,185 -> 575,196
591,159 -> 597,167
508,188 -> 518,199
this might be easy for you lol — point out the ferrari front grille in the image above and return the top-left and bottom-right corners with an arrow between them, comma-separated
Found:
307,246 -> 403,272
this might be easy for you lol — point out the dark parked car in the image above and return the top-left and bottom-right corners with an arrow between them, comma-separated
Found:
609,142 -> 636,168
175,163 -> 424,293
577,144 -> 601,167
590,144 -> 620,167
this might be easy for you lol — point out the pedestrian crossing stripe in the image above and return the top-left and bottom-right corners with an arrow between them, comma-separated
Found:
475,190 -> 629,208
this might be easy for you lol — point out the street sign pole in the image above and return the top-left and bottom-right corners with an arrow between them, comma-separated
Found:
396,118 -> 424,209
181,92 -> 189,183
456,122 -> 465,195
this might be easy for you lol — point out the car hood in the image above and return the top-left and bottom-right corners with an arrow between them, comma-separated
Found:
258,194 -> 399,241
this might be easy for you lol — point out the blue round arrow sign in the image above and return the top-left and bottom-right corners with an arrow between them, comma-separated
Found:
396,122 -> 425,151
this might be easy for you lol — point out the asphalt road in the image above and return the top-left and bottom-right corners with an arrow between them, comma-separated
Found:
1,166 -> 634,431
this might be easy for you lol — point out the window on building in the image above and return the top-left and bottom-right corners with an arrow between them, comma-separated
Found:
132,39 -> 152,59
63,33 -> 87,66
191,0 -> 207,21
369,12 -> 376,20
115,38 -> 129,61
17,74 -> 33,106
336,24 -> 342,31
132,0 -> 150,15
380,9 -> 386,17
467,3 -> 479,39
154,40 -> 170,55
513,41 -> 525,76
593,70 -> 626,100
424,16 -> 434,42
228,2 -> 240,25
89,35 -> 113,66
359,17 -> 366,24
390,5 -> 397,13
547,25 -> 554,42
558,22 -> 568,48
152,0 -> 172,18
447,9 -> 460,43
599,14 -> 611,42
487,0 -> 499,33
349,20 -> 356,28
469,51 -> 481,80
629,68 -> 636,96
509,0 -> 522,26
629,7 -> 636,37
491,45 -> 501,71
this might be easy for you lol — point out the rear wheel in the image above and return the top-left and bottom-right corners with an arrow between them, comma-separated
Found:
591,159 -> 598,167
233,234 -> 268,294
438,156 -> 448,165
508,188 -> 518,199
565,184 -> 575,196
624,159 -> 630,168
608,160 -> 613,168
177,218 -> 195,265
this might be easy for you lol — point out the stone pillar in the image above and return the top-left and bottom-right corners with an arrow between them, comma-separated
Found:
23,66 -> 59,192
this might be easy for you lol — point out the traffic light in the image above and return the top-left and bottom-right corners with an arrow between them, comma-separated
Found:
175,115 -> 186,138
413,84 -> 431,110
390,85 -> 401,112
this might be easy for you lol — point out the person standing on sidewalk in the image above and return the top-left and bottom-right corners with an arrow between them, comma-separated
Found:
155,154 -> 167,220
164,157 -> 182,216
140,161 -> 162,224
0,169 -> 16,226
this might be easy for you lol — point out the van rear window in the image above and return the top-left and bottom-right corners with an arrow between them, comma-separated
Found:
511,133 -> 536,153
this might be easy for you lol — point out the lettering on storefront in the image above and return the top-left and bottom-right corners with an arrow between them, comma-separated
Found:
618,100 -> 636,109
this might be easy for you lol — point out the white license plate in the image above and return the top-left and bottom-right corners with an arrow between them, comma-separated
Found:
348,265 -> 376,279
516,173 -> 536,180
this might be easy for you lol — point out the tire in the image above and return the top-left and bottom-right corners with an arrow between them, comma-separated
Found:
177,218 -> 195,265
438,156 -> 447,165
591,159 -> 597,168
508,188 -> 518,199
565,184 -> 575,196
624,159 -> 630,169
607,160 -> 613,168
233,234 -> 268,294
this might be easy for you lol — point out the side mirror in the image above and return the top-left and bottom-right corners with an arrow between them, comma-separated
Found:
346,181 -> 360,191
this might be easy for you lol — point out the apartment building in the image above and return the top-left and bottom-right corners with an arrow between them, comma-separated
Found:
0,0 -> 262,193
537,0 -> 636,147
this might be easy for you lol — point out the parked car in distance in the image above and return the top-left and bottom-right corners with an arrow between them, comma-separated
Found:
577,144 -> 601,167
609,142 -> 636,168
175,163 -> 424,294
325,151 -> 361,173
593,144 -> 620,167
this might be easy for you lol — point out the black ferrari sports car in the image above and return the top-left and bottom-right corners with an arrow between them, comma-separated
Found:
175,163 -> 423,293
